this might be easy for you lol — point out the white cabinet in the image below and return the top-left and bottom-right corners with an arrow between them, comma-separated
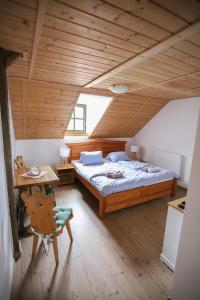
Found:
160,198 -> 185,271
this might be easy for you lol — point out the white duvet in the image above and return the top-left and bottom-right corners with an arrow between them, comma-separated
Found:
72,160 -> 178,197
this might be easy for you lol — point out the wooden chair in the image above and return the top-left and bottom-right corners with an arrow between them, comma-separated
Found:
15,155 -> 26,173
21,191 -> 73,265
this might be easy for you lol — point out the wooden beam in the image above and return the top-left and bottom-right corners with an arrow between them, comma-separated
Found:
22,80 -> 26,139
5,51 -> 22,66
0,48 -> 21,260
85,20 -> 200,88
28,0 -> 48,80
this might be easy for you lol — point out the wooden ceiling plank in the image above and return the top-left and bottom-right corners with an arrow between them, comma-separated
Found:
173,39 -> 200,59
153,0 -> 200,23
37,49 -> 116,69
0,0 -> 37,21
34,61 -> 102,76
0,12 -> 35,34
136,60 -> 181,77
38,43 -> 118,66
129,70 -> 200,95
187,31 -> 200,46
36,55 -> 109,72
0,32 -> 33,49
0,23 -> 35,41
163,48 -> 200,69
44,14 -> 145,53
33,69 -> 97,81
40,35 -> 128,62
85,20 -> 200,88
59,0 -> 170,40
106,0 -> 188,32
150,53 -> 198,73
47,0 -> 156,48
42,26 -> 135,58
28,0 -> 48,80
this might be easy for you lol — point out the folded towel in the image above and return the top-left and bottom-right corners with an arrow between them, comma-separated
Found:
107,171 -> 124,179
142,166 -> 149,172
143,166 -> 161,173
148,166 -> 161,173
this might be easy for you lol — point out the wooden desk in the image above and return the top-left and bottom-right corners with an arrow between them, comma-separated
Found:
14,165 -> 59,189
14,165 -> 59,236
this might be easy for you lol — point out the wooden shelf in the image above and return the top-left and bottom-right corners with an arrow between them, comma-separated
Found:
168,197 -> 186,213
54,163 -> 74,185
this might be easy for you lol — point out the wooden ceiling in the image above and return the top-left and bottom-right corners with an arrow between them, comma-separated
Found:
1,0 -> 200,139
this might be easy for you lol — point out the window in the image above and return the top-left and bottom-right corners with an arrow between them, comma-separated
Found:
65,94 -> 112,137
67,104 -> 86,134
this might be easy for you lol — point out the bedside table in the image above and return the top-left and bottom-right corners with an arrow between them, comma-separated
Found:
54,163 -> 75,185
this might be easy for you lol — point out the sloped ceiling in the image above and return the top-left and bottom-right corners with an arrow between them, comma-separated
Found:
1,0 -> 200,139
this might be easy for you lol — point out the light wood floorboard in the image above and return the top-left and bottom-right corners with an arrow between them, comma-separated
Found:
11,183 -> 186,300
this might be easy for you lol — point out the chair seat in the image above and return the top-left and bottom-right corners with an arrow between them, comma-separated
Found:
53,207 -> 73,226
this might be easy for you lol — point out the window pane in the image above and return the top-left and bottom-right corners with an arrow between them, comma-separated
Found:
75,106 -> 83,118
71,111 -> 75,118
75,119 -> 84,131
67,119 -> 74,130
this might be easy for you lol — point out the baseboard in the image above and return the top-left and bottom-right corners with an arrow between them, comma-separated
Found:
160,253 -> 175,272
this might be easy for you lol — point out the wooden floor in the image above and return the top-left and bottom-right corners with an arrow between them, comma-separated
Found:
12,183 -> 186,300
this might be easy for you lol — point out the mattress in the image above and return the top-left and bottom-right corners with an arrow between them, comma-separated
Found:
72,159 -> 178,197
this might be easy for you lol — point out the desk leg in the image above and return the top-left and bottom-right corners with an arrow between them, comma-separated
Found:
17,191 -> 32,237
17,192 -> 26,236
17,188 -> 32,238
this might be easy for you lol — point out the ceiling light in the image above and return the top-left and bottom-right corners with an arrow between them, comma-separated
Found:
109,84 -> 129,94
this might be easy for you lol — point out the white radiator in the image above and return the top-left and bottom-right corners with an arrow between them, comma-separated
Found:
154,150 -> 182,176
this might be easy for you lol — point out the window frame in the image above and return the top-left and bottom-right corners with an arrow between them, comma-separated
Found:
66,104 -> 87,135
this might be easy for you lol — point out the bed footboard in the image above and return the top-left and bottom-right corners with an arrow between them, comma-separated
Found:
75,172 -> 177,218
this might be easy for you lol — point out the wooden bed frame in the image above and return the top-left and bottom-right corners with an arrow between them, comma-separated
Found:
67,140 -> 177,218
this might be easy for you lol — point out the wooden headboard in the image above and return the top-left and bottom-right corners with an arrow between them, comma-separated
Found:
67,139 -> 126,161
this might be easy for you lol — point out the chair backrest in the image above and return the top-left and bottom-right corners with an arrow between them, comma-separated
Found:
15,156 -> 26,173
21,191 -> 57,235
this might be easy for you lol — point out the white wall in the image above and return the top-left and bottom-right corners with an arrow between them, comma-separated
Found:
131,97 -> 200,187
15,136 -> 91,167
170,110 -> 200,300
0,105 -> 15,300
16,137 -> 132,167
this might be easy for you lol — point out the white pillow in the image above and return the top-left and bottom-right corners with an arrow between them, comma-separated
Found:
80,151 -> 103,165
106,151 -> 130,162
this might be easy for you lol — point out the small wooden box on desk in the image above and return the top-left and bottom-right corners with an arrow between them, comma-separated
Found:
54,163 -> 74,185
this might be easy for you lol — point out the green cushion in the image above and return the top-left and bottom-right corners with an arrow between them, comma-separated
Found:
53,206 -> 73,213
54,208 -> 72,226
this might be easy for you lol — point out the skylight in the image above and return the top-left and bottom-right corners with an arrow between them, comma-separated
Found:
67,93 -> 112,135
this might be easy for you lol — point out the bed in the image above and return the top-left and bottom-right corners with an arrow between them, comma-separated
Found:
67,140 -> 178,218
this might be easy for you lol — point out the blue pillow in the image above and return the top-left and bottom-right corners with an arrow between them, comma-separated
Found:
80,151 -> 103,165
106,151 -> 130,162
